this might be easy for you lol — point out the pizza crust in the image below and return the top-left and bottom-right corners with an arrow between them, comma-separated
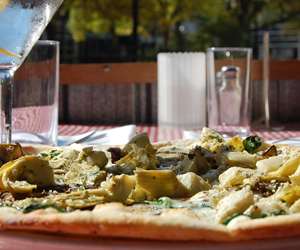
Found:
4,203 -> 300,241
0,203 -> 231,241
230,214 -> 300,240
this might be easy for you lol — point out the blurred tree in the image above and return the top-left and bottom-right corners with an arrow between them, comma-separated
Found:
256,0 -> 300,29
193,0 -> 300,48
63,0 -> 203,48
138,0 -> 204,49
63,0 -> 132,41
62,0 -> 300,51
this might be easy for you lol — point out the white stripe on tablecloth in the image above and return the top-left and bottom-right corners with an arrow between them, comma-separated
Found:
59,125 -> 114,136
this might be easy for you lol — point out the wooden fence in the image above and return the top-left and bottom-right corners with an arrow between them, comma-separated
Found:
15,60 -> 300,125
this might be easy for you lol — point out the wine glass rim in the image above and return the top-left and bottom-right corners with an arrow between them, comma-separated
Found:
207,47 -> 252,52
36,40 -> 59,46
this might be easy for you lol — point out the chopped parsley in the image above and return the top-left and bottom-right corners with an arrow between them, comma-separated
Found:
40,152 -> 48,157
39,150 -> 62,160
23,203 -> 65,213
223,213 -> 244,225
145,197 -> 211,209
145,197 -> 174,208
49,150 -> 61,158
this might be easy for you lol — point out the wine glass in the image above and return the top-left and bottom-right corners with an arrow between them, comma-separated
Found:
0,0 -> 63,143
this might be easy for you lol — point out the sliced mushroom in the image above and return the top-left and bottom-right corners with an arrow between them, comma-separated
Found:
262,145 -> 277,158
0,143 -> 24,166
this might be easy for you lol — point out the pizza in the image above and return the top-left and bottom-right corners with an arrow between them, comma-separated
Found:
0,127 -> 300,241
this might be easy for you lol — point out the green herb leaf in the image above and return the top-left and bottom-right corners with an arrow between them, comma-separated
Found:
145,197 -> 212,210
271,210 -> 286,216
243,136 -> 262,154
223,213 -> 242,225
50,150 -> 61,158
145,197 -> 174,208
23,203 -> 65,213
40,152 -> 48,157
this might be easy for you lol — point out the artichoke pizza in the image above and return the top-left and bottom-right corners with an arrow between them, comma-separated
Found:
0,128 -> 300,241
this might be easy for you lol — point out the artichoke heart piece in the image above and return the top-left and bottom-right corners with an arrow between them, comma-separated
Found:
135,169 -> 183,199
244,199 -> 288,218
290,199 -> 300,213
226,151 -> 258,168
15,188 -> 108,211
64,163 -> 107,188
176,172 -> 210,196
256,156 -> 284,174
264,155 -> 300,181
290,166 -> 300,185
276,185 -> 300,206
53,189 -> 107,209
101,174 -> 136,203
134,169 -> 205,199
216,188 -> 254,224
114,136 -> 158,173
219,167 -> 255,188
198,127 -> 225,152
43,147 -> 108,188
123,133 -> 152,153
80,147 -> 108,168
0,156 -> 54,193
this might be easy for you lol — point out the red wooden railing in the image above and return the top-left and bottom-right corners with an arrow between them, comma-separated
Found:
13,60 -> 300,124
15,60 -> 300,84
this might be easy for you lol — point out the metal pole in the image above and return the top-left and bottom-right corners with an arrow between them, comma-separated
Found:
132,0 -> 139,61
263,31 -> 270,129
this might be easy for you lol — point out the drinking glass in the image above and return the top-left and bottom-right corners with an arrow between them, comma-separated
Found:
12,40 -> 59,145
0,0 -> 63,143
206,48 -> 252,136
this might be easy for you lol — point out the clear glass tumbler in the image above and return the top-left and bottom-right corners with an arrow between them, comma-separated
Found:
206,48 -> 252,136
0,0 -> 63,143
12,40 -> 59,145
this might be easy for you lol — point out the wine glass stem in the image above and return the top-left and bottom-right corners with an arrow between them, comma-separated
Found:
0,69 -> 13,143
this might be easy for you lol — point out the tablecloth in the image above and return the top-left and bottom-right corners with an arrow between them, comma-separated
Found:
59,124 -> 300,143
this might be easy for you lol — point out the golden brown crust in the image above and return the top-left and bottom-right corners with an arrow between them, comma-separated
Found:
0,204 -> 230,241
230,214 -> 300,240
5,204 -> 300,241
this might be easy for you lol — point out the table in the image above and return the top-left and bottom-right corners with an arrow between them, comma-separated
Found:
59,124 -> 300,142
1,231 -> 300,250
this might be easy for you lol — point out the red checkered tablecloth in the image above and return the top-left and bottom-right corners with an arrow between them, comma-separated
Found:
59,124 -> 300,143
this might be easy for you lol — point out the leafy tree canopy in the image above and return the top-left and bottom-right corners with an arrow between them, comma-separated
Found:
62,0 -> 300,49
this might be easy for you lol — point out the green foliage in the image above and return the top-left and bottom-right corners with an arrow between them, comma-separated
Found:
62,0 -> 300,49
63,0 -> 132,42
